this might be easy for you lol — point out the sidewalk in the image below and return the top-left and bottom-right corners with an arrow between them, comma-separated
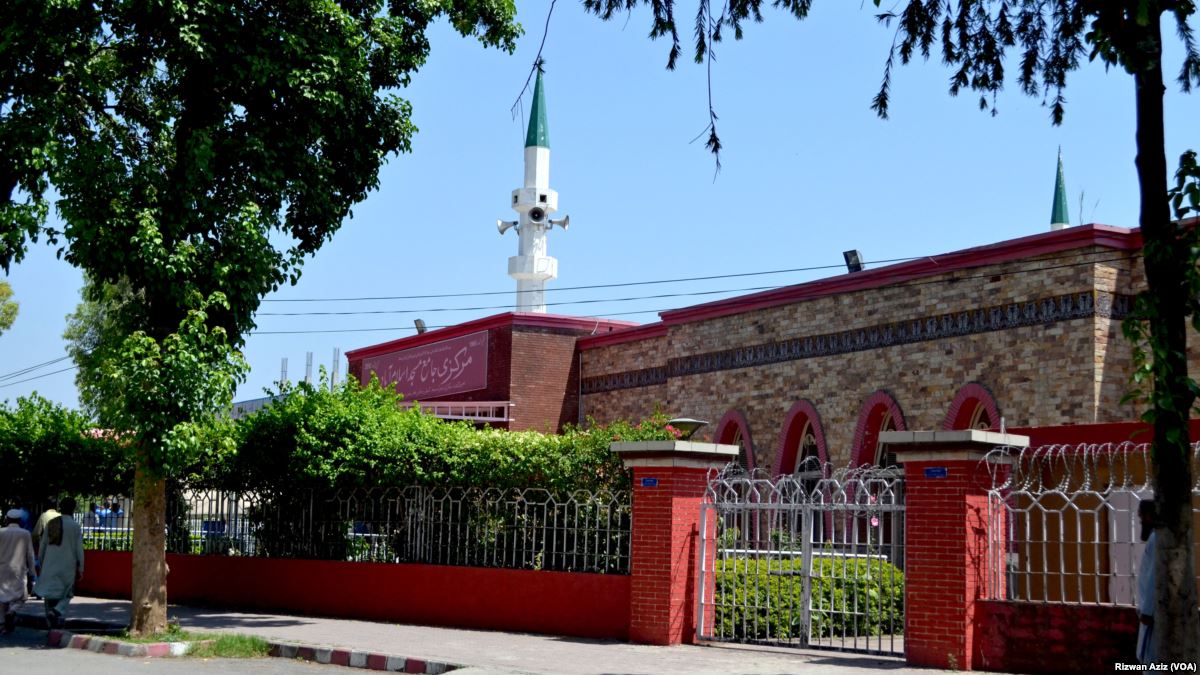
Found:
19,596 -> 949,675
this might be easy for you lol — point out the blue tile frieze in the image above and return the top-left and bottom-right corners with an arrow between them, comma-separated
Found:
579,291 -> 1132,395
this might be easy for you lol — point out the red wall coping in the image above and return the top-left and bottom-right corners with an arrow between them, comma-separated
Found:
660,224 -> 1139,325
346,312 -> 639,361
576,322 -> 669,350
79,552 -> 630,640
577,225 -> 1141,350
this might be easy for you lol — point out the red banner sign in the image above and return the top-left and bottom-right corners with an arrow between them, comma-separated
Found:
361,331 -> 489,399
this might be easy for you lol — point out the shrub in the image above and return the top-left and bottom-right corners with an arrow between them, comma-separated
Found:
192,376 -> 674,494
714,555 -> 904,641
168,376 -> 673,562
0,394 -> 130,505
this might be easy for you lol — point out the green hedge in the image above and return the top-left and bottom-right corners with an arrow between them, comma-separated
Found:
190,376 -> 675,494
714,555 -> 904,641
0,394 -> 130,502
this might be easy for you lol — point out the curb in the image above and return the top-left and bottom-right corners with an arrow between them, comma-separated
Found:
268,640 -> 460,673
47,629 -> 201,657
43,627 -> 461,672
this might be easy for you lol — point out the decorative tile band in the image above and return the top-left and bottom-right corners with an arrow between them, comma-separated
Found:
581,291 -> 1132,395
581,365 -> 668,395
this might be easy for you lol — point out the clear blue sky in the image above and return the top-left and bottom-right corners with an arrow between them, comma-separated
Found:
2,3 -> 1198,408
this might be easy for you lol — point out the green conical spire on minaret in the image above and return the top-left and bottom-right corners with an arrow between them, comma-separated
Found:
525,66 -> 549,149
1051,148 -> 1070,228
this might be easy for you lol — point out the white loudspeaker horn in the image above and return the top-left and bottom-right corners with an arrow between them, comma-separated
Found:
497,219 -> 518,235
549,215 -> 570,231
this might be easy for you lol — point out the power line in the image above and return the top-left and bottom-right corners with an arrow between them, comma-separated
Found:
260,257 -> 925,303
0,355 -> 72,382
247,250 -> 1144,336
0,249 -> 1147,372
0,365 -> 78,389
256,284 -> 784,317
249,308 -> 664,335
255,250 -> 1142,318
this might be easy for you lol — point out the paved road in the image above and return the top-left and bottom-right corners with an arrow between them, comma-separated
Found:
0,626 -> 342,674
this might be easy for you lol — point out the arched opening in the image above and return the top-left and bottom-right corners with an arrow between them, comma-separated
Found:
943,382 -> 1002,431
773,400 -> 829,475
773,401 -> 832,543
850,390 -> 907,469
715,409 -> 755,471
848,391 -> 907,562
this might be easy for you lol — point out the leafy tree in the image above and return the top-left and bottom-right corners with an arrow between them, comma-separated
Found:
1,1 -> 519,634
590,0 -> 1200,663
63,276 -> 141,419
0,280 -> 16,335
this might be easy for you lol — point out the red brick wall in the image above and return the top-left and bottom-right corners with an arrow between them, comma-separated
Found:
902,457 -> 996,670
508,328 -> 580,432
628,466 -> 708,645
974,601 -> 1138,674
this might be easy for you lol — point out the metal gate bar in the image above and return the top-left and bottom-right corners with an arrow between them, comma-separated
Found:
696,463 -> 906,656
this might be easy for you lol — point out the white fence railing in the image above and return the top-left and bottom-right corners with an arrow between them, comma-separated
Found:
70,485 -> 631,574
985,442 -> 1200,606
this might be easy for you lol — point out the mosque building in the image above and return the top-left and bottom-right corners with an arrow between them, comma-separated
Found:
345,70 -> 1197,470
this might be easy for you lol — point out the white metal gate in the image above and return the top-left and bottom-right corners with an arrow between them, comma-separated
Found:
696,461 -> 906,655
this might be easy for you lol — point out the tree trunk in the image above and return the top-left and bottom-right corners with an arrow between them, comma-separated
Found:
130,467 -> 168,636
1133,9 -> 1200,666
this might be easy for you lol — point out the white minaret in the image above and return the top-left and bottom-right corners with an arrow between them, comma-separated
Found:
497,67 -> 568,313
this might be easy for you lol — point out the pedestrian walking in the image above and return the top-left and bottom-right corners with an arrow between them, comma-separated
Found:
0,509 -> 36,635
34,497 -> 84,629
31,500 -> 60,553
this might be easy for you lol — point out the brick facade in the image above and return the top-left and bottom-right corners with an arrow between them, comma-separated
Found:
578,227 -> 1177,468
900,454 -> 999,669
626,466 -> 710,645
508,328 -> 580,432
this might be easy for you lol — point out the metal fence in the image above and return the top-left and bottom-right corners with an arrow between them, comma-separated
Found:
985,442 -> 1200,605
697,461 -> 906,656
67,485 -> 631,574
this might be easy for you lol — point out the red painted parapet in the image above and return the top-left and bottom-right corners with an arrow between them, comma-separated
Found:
78,553 -> 630,640
611,440 -> 738,646
880,429 -> 1029,671
973,600 -> 1138,674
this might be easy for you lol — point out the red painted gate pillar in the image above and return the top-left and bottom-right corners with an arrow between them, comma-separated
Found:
612,440 -> 738,645
880,430 -> 1026,671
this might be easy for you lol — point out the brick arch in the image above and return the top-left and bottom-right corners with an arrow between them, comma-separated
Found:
943,382 -> 1002,431
772,400 -> 830,475
715,408 -> 756,470
849,390 -> 907,468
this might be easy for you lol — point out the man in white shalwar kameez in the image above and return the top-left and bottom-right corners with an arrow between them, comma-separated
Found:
0,509 -> 36,635
1137,499 -> 1157,665
34,497 -> 84,629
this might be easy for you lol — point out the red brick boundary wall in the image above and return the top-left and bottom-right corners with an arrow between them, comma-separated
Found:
973,601 -> 1138,674
78,552 -> 629,640
613,440 -> 738,645
883,430 -> 1024,670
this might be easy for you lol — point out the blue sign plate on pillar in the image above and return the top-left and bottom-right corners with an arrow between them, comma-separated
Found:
641,477 -> 659,488
924,467 -> 948,479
